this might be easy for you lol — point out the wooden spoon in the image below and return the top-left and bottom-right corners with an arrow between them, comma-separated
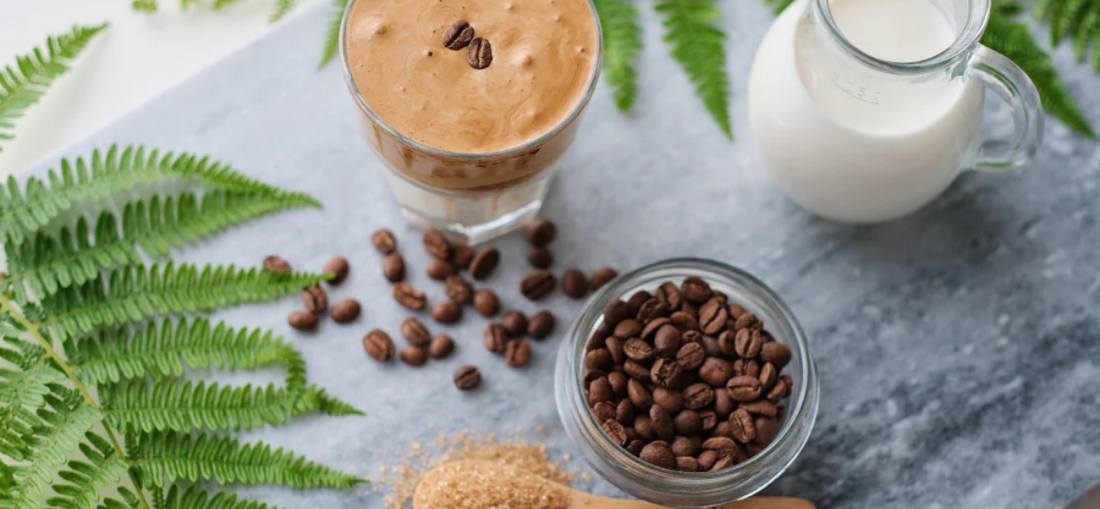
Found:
414,460 -> 816,509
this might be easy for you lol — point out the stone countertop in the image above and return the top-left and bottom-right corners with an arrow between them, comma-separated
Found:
21,1 -> 1100,508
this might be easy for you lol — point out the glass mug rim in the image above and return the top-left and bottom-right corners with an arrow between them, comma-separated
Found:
337,0 -> 605,161
813,0 -> 991,74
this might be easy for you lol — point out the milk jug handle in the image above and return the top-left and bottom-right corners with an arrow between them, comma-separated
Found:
966,44 -> 1044,172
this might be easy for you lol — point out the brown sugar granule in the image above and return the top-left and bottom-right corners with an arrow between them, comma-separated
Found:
413,459 -> 570,509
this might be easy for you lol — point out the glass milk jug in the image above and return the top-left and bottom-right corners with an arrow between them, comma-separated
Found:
748,0 -> 1043,223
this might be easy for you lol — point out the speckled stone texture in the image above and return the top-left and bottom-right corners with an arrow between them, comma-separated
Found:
15,2 -> 1100,508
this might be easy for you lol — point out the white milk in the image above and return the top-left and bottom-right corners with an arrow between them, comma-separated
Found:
748,0 -> 985,223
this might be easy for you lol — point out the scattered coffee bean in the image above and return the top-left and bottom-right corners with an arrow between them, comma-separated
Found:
392,282 -> 427,310
500,310 -> 528,337
527,310 -> 556,339
520,270 -> 556,300
469,247 -> 500,280
426,259 -> 455,280
383,253 -> 406,282
466,37 -> 493,69
264,255 -> 291,274
483,323 -> 509,353
432,301 -> 463,324
301,285 -> 328,314
364,329 -> 395,361
562,269 -> 589,299
639,441 -> 675,470
323,256 -> 350,285
400,345 -> 428,366
454,365 -> 481,390
371,229 -> 397,255
429,334 -> 455,359
524,219 -> 557,246
442,20 -> 475,50
527,246 -> 553,268
331,298 -> 361,323
423,229 -> 452,259
473,288 -> 500,317
444,274 -> 474,304
288,310 -> 318,331
450,243 -> 476,269
504,338 -> 532,367
401,317 -> 431,346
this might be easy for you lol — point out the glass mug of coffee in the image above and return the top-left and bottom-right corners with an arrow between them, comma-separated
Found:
748,0 -> 1044,223
339,0 -> 602,243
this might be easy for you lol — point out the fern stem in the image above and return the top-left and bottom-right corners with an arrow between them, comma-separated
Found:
0,293 -> 154,509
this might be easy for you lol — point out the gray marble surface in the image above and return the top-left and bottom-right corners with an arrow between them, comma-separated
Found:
16,1 -> 1100,508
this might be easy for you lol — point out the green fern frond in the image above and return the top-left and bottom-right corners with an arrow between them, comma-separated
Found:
132,1 -> 158,12
985,5 -> 1096,137
0,145 -> 320,248
0,340 -> 68,460
4,191 -> 319,301
36,263 -> 330,340
0,24 -> 107,152
44,433 -> 128,509
654,0 -> 732,138
594,0 -> 643,110
153,485 -> 279,509
320,0 -> 351,68
128,431 -> 365,489
292,385 -> 364,417
67,318 -> 304,387
270,0 -> 298,22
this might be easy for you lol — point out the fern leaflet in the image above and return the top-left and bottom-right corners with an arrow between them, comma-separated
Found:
320,0 -> 351,68
151,485 -> 278,509
270,0 -> 298,22
0,24 -> 107,151
594,0 -> 643,110
1037,0 -> 1100,69
44,433 -> 129,509
654,0 -> 733,138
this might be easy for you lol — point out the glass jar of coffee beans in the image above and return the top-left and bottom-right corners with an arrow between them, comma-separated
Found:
554,258 -> 819,506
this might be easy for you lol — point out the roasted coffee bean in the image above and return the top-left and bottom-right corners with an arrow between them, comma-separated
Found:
728,302 -> 749,319
730,408 -> 757,443
626,439 -> 645,456
383,253 -> 406,282
718,330 -> 737,357
523,219 -> 557,246
443,275 -> 474,305
671,435 -> 700,457
616,398 -> 635,424
401,318 -> 431,346
602,419 -> 629,446
588,331 -> 609,352
627,378 -> 652,409
624,427 -> 640,443
469,247 -> 500,280
473,288 -> 500,317
713,388 -> 735,418
650,358 -> 681,388
288,310 -> 318,331
426,259 -> 455,281
563,269 -> 589,299
588,377 -> 613,405
613,319 -> 642,339
400,345 -> 428,366
746,442 -> 767,457
727,376 -> 764,402
759,362 -> 778,391
442,19 -> 475,50
699,357 -> 734,387
450,243 -> 476,269
736,328 -> 765,359
527,246 -> 553,268
682,330 -> 702,344
606,337 -> 626,365
702,436 -> 740,458
674,410 -> 702,436
264,255 -> 291,274
528,310 -> 556,339
504,338 -> 532,367
585,348 -> 614,372
767,378 -> 789,403
323,256 -> 350,285
371,229 -> 397,255
681,301 -> 699,317
626,290 -> 651,316
733,311 -> 759,330
760,342 -> 792,369
639,441 -> 676,470
499,310 -> 527,337
454,365 -> 481,389
623,360 -> 651,381
584,370 -> 608,389
680,276 -> 713,304
331,299 -> 361,323
423,229 -> 452,259
701,335 -> 723,357
670,311 -> 700,332
652,387 -> 683,414
675,342 -> 706,371
713,291 -> 729,304
636,299 -> 670,322
697,450 -> 718,470
634,414 -> 655,441
640,318 -> 672,341
754,416 -> 779,445
675,456 -> 701,472
699,298 -> 729,335
602,300 -> 631,326
364,329 -> 395,361
428,334 -> 455,359
655,282 -> 682,312
301,285 -> 327,314
781,375 -> 794,394
590,267 -> 618,290
740,399 -> 779,417
710,455 -> 736,471
734,358 -> 761,379
682,383 -> 715,410
520,270 -> 556,300
650,406 -> 676,441
608,371 -> 629,395
431,301 -> 462,324
699,409 -> 718,431
483,323 -> 509,353
654,325 -> 682,358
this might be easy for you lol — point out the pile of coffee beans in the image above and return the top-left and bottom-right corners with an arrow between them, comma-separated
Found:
582,276 -> 794,472
273,255 -> 361,332
520,219 -> 617,302
482,309 -> 558,368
